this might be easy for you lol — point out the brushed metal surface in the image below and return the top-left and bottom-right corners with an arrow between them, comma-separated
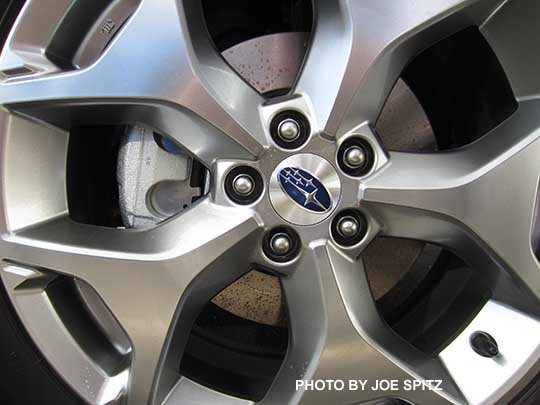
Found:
1,0 -> 539,404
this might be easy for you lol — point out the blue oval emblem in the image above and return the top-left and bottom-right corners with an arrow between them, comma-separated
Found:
278,167 -> 332,213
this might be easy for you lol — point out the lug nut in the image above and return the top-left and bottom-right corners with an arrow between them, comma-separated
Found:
337,137 -> 375,177
277,118 -> 300,142
344,146 -> 367,168
470,331 -> 499,358
337,216 -> 359,238
270,111 -> 310,149
263,227 -> 301,263
225,166 -> 263,205
270,233 -> 292,255
232,174 -> 254,196
331,209 -> 367,247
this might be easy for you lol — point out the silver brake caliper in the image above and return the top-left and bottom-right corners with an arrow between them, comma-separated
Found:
117,125 -> 202,228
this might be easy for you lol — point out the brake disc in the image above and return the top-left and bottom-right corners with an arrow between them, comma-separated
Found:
116,32 -> 436,325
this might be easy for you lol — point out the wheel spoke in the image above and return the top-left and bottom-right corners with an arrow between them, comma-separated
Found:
364,98 -> 540,299
296,0 -> 503,137
263,242 -> 460,404
0,199 -> 261,404
481,0 -> 540,99
0,0 -> 268,163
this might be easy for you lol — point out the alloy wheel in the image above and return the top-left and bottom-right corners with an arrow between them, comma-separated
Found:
1,1 -> 540,404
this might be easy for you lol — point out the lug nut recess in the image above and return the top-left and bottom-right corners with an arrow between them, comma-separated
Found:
270,111 -> 310,149
225,166 -> 263,205
331,209 -> 368,247
263,226 -> 301,263
337,137 -> 375,177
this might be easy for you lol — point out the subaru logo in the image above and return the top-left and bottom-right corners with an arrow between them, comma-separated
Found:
278,167 -> 332,213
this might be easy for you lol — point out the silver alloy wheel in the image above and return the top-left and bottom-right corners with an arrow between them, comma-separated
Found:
1,1 -> 540,405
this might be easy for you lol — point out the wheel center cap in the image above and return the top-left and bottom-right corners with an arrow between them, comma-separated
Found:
269,154 -> 341,225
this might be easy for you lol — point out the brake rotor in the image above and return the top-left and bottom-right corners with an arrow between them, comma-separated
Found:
221,32 -> 309,94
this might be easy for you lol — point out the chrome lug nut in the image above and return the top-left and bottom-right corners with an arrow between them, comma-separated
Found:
232,174 -> 254,196
331,209 -> 367,247
270,111 -> 310,149
344,146 -> 366,168
270,233 -> 292,255
225,166 -> 263,205
337,137 -> 374,177
277,118 -> 300,142
337,216 -> 359,238
263,227 -> 301,263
